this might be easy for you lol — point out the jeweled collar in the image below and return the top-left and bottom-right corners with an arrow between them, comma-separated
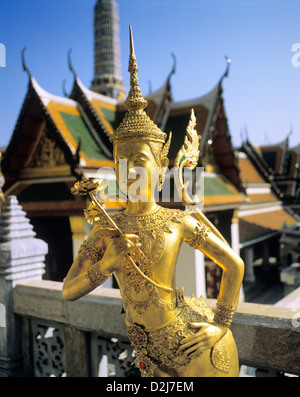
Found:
113,206 -> 186,233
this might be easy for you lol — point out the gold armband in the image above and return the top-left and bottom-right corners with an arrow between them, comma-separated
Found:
79,241 -> 104,263
214,301 -> 236,328
187,222 -> 210,249
86,263 -> 111,286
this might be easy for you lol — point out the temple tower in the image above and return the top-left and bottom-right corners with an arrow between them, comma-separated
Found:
91,0 -> 125,99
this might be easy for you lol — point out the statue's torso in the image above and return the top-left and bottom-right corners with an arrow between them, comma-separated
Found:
98,206 -> 190,328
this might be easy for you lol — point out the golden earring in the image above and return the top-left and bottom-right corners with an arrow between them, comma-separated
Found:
158,173 -> 165,192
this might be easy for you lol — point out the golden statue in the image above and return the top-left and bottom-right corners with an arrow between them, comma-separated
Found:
63,27 -> 244,377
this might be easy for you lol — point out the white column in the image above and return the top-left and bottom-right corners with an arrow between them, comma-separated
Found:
231,210 -> 245,301
175,244 -> 206,298
231,210 -> 240,255
195,250 -> 206,298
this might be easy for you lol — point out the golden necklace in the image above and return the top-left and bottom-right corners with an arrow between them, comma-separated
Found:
111,206 -> 189,314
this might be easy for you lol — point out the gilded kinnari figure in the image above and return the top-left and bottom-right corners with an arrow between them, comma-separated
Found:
63,27 -> 244,377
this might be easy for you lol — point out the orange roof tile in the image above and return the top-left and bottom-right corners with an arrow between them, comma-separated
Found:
238,157 -> 265,184
247,193 -> 278,203
240,208 -> 297,230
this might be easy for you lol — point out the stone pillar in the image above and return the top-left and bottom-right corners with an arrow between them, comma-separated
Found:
262,241 -> 270,270
0,196 -> 48,376
280,265 -> 300,296
244,246 -> 255,282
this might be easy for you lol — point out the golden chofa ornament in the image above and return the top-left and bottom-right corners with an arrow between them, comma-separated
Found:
110,26 -> 168,145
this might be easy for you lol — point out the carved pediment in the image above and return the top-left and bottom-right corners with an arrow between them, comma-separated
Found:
28,129 -> 66,168
21,128 -> 71,179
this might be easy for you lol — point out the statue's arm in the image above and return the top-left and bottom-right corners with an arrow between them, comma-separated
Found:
62,225 -> 140,301
182,214 -> 244,325
62,224 -> 110,301
177,215 -> 244,356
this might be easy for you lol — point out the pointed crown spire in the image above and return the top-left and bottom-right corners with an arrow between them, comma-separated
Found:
110,26 -> 167,144
124,26 -> 148,112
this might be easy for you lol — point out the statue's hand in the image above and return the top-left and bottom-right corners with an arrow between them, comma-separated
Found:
100,234 -> 141,274
178,323 -> 227,359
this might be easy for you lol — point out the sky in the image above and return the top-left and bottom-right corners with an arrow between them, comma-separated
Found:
0,0 -> 299,150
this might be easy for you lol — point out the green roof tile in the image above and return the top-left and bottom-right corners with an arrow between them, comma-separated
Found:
204,177 -> 235,196
59,112 -> 109,160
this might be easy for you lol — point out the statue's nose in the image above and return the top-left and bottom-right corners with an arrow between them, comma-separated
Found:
128,166 -> 137,179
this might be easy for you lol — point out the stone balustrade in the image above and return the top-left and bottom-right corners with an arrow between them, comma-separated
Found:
11,280 -> 300,377
1,196 -> 299,377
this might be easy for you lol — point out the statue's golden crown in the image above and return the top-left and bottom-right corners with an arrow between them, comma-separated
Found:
110,27 -> 167,145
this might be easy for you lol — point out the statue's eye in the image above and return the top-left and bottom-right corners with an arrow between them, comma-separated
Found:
135,157 -> 146,164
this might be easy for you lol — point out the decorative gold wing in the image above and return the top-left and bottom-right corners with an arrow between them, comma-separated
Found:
173,110 -> 230,246
174,108 -> 200,205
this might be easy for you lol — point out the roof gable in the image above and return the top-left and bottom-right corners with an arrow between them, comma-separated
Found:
3,75 -> 115,192
46,100 -> 112,167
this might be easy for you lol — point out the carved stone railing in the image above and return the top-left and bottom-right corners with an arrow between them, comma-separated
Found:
12,280 -> 300,377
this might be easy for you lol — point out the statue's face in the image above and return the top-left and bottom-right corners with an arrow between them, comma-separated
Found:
114,141 -> 161,200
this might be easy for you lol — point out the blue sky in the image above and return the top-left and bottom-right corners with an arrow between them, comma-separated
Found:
0,0 -> 299,149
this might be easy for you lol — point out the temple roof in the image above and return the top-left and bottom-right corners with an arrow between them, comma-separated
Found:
288,143 -> 300,180
159,62 -> 242,192
240,139 -> 284,199
239,207 -> 299,245
237,152 -> 279,205
70,76 -> 121,138
258,136 -> 290,175
144,54 -> 175,126
32,78 -> 113,166
3,74 -> 114,183
203,172 -> 246,208
2,54 -> 251,215
240,131 -> 300,203
237,144 -> 299,245
162,82 -> 219,159
2,71 -> 118,213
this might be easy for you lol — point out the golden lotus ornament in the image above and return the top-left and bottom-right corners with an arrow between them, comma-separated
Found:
63,26 -> 244,377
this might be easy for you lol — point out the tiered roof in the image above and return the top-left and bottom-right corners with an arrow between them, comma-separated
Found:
237,141 -> 299,248
2,63 -> 116,215
2,54 -> 247,215
241,135 -> 300,204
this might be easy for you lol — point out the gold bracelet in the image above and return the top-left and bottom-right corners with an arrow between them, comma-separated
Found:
86,263 -> 111,286
214,301 -> 236,328
79,241 -> 104,263
188,222 -> 210,249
